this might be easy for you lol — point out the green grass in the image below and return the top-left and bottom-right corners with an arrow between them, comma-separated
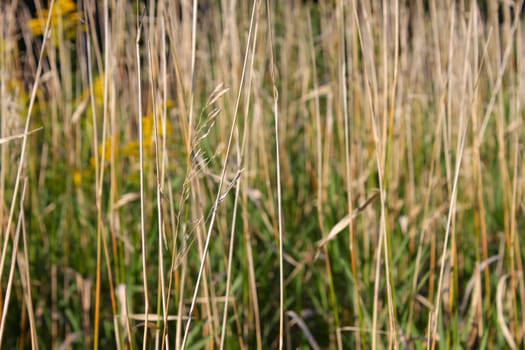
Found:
1,0 -> 525,349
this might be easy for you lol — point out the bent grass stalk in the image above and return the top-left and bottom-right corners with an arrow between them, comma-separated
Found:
136,13 -> 150,349
265,1 -> 284,348
0,0 -> 55,289
219,3 -> 261,349
181,0 -> 260,347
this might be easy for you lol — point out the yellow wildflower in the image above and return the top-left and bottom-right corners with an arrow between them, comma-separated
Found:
28,0 -> 84,40
73,169 -> 82,186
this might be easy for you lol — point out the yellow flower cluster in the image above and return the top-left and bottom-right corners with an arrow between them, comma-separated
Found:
82,74 -> 105,106
77,107 -> 175,187
72,71 -> 176,187
28,0 -> 84,40
121,111 -> 174,158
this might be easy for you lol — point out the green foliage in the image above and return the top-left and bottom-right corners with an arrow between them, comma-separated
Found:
1,0 -> 525,349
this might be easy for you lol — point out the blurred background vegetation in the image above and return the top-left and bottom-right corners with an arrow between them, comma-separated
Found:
1,0 -> 525,349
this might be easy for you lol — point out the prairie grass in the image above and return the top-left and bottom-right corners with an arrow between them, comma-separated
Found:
1,0 -> 525,349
